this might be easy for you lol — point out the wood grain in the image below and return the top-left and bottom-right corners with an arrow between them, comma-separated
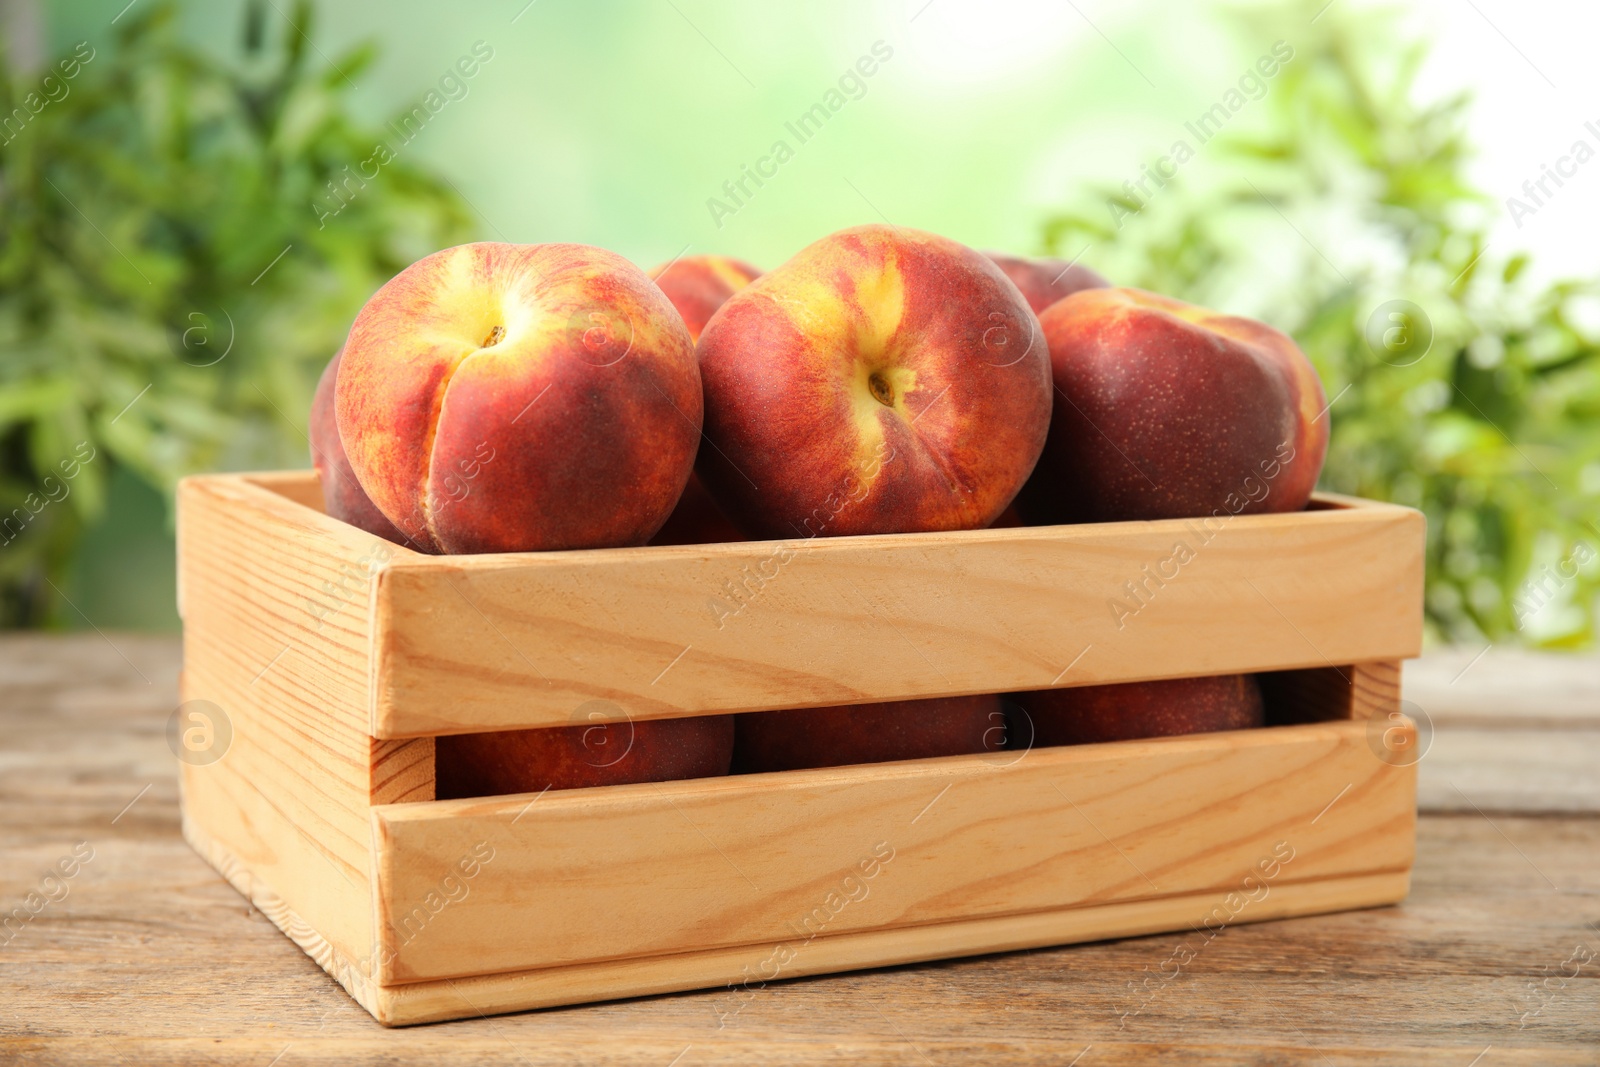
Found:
1257,661 -> 1398,725
372,718 -> 1415,986
181,812 -> 384,1018
1404,645 -> 1600,724
371,738 -> 435,805
175,474 -> 400,970
370,872 -> 1413,1026
169,472 -> 1429,1024
366,482 -> 1425,738
3,635 -> 1597,1062
1351,660 -> 1401,720
1405,647 -> 1600,813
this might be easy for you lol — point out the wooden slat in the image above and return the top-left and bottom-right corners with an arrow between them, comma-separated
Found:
370,717 -> 1416,986
181,813 -> 384,1016
368,871 -> 1412,1026
362,482 -> 1424,738
244,468 -> 329,513
11,634 -> 1599,1060
175,474 -> 400,972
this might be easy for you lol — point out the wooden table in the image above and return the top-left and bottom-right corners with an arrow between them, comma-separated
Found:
2,634 -> 1596,1064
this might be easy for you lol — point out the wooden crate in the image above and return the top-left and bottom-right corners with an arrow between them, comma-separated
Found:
175,470 -> 1424,1026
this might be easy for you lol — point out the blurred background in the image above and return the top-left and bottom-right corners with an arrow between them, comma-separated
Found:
6,0 -> 1598,645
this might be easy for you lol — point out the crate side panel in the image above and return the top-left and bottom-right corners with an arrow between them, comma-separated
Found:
373,499 -> 1425,737
367,870 -> 1410,1025
243,469 -> 329,513
234,471 -> 437,804
372,718 -> 1416,983
177,474 -> 388,966
181,813 -> 386,1021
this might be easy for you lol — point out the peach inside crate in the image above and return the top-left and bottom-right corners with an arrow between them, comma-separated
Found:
176,469 -> 1424,1026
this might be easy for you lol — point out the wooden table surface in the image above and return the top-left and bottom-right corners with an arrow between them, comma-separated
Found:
2,634 -> 1596,1065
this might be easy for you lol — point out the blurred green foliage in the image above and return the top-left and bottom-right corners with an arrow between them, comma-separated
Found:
7,0 -> 1597,646
1042,1 -> 1600,647
0,0 -> 472,626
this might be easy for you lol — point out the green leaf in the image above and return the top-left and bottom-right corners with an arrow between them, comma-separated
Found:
0,0 -> 473,625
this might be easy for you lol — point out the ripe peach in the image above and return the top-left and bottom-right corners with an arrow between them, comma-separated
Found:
648,471 -> 746,546
336,242 -> 701,553
1015,288 -> 1328,524
985,252 -> 1109,314
436,715 -> 735,799
649,254 -> 761,341
308,349 -> 411,547
988,504 -> 1024,528
732,695 -> 1005,773
696,225 -> 1051,539
646,254 -> 760,545
1014,674 -> 1264,746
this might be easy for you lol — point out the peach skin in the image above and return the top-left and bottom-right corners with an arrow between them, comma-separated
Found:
1015,288 -> 1328,525
336,242 -> 702,553
695,225 -> 1051,539
649,471 -> 746,545
1013,674 -> 1264,746
436,715 -> 735,799
646,253 -> 760,545
649,254 -> 761,341
985,252 -> 1109,314
732,695 -> 1005,773
309,347 -> 412,547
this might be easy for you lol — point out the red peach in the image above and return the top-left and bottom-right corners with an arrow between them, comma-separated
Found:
988,504 -> 1023,528
1015,288 -> 1329,524
308,348 -> 412,547
336,242 -> 701,553
646,254 -> 760,545
732,695 -> 1005,773
985,252 -> 1109,314
436,714 -> 735,799
648,471 -> 747,546
696,225 -> 1052,539
649,254 -> 762,341
1014,674 -> 1264,746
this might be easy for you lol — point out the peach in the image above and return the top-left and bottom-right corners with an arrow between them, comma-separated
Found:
988,504 -> 1024,528
985,252 -> 1109,314
308,348 -> 411,547
646,254 -> 760,545
336,242 -> 701,553
648,471 -> 747,546
649,254 -> 762,341
1015,288 -> 1328,524
436,715 -> 735,799
696,225 -> 1051,539
732,695 -> 1004,773
1014,674 -> 1264,746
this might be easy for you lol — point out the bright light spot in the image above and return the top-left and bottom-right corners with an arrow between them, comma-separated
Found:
903,0 -> 1082,85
